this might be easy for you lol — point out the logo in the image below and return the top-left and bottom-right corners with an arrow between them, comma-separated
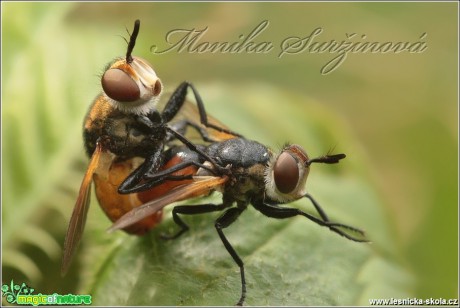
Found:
2,280 -> 92,306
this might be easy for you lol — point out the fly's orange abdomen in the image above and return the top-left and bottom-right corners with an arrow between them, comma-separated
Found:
94,156 -> 163,235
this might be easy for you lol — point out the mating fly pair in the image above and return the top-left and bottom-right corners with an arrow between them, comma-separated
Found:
62,20 -> 369,306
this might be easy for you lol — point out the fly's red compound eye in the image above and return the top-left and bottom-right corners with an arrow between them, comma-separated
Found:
102,69 -> 140,102
273,151 -> 299,194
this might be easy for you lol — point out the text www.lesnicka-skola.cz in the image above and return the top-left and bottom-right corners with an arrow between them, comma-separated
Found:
369,297 -> 458,306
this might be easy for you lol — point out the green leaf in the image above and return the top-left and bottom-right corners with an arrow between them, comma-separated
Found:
1,2 -> 121,297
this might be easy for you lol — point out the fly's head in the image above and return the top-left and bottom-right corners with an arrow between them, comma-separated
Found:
264,144 -> 345,203
101,20 -> 163,115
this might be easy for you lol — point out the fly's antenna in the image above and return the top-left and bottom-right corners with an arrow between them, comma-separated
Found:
306,153 -> 346,166
126,19 -> 140,64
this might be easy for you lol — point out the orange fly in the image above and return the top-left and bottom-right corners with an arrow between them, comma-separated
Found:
62,20 -> 240,275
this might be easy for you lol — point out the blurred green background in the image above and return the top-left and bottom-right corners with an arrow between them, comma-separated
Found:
2,2 -> 458,305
